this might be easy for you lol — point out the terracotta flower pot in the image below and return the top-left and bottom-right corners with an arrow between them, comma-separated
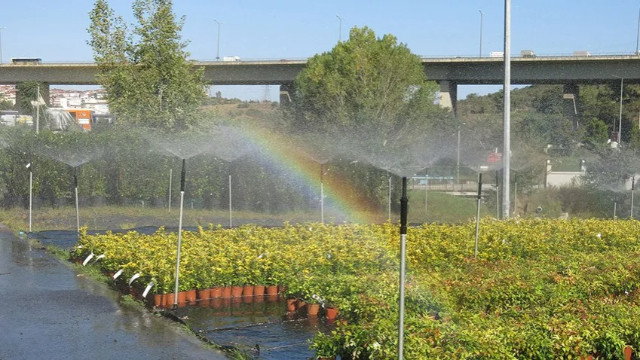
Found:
164,293 -> 175,307
178,291 -> 187,304
222,286 -> 232,298
325,306 -> 339,320
186,289 -> 197,303
197,288 -> 211,300
242,285 -> 254,296
266,285 -> 278,296
253,285 -> 265,296
231,286 -> 244,297
153,294 -> 164,308
210,287 -> 223,298
286,298 -> 297,312
624,346 -> 632,360
307,303 -> 320,316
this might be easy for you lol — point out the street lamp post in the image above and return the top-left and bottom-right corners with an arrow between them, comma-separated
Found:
0,27 -> 5,64
214,19 -> 221,61
636,8 -> 640,55
336,15 -> 342,42
479,10 -> 483,57
502,0 -> 511,219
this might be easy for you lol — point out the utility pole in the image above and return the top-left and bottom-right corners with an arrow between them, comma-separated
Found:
502,0 -> 511,219
0,27 -> 5,64
36,84 -> 40,134
214,19 -> 221,61
479,10 -> 483,57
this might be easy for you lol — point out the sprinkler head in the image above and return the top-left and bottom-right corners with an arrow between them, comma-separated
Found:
400,177 -> 408,235
180,159 -> 186,192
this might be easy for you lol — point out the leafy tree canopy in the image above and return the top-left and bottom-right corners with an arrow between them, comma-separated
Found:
289,26 -> 447,141
88,0 -> 205,130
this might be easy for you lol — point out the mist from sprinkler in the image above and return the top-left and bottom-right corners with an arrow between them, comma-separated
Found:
34,141 -> 104,235
205,126 -> 257,227
292,132 -> 338,224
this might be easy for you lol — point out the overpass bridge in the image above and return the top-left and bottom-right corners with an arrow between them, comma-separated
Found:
2,55 -> 640,112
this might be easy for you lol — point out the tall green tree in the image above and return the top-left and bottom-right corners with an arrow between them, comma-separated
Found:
290,26 -> 445,138
88,0 -> 206,130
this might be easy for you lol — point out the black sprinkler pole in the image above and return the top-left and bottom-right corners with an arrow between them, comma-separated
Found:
180,158 -> 186,192
475,173 -> 483,258
398,176 -> 408,360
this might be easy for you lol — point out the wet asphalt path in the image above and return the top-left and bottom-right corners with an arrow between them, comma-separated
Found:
0,226 -> 227,360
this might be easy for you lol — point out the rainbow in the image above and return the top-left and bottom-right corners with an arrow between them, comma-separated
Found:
241,126 -> 382,224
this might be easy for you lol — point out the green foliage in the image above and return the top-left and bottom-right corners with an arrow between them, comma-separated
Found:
88,0 -> 206,130
75,220 -> 640,359
290,26 -> 443,136
584,117 -> 610,148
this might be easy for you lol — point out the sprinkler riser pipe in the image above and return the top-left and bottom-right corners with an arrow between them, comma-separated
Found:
29,171 -> 32,233
400,177 -> 408,235
168,168 -> 172,212
321,182 -> 324,224
174,191 -> 185,307
75,187 -> 80,234
180,159 -> 186,192
398,233 -> 406,360
398,176 -> 409,359
475,173 -> 483,258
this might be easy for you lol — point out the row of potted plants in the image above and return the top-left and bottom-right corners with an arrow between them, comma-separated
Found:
71,223 -> 395,316
73,219 -> 640,358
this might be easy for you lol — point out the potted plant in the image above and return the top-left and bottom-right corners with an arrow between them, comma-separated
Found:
311,332 -> 339,360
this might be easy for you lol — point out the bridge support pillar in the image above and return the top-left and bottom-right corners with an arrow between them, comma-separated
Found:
279,83 -> 294,105
562,83 -> 580,129
438,80 -> 457,115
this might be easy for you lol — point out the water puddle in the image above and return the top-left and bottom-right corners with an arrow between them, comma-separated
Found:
171,297 -> 334,359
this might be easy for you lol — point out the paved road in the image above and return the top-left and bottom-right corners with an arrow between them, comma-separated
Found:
0,225 -> 227,360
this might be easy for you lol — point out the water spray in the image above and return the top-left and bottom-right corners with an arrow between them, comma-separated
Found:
398,176 -> 408,360
474,173 -> 483,258
113,269 -> 123,280
173,158 -> 186,308
142,282 -> 154,298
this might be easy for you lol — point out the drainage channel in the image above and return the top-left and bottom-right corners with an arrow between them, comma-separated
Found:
168,297 -> 336,359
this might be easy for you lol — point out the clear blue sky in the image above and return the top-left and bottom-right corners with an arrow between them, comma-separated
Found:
2,0 -> 640,100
